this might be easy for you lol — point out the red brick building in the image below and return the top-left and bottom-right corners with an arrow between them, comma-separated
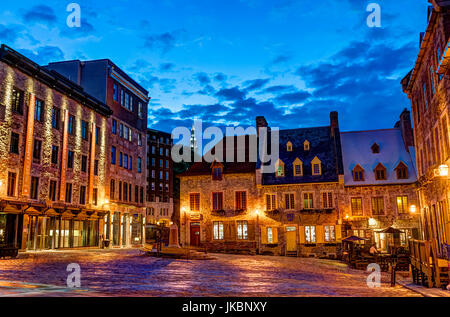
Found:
402,0 -> 450,262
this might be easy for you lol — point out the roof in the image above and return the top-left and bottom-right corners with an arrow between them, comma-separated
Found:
0,45 -> 112,117
340,129 -> 417,186
178,135 -> 256,177
261,126 -> 342,185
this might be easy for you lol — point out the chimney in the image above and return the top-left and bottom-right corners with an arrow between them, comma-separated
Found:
330,111 -> 339,137
398,108 -> 414,149
256,116 -> 269,136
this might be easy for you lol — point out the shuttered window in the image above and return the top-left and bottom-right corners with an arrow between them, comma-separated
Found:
266,194 -> 276,211
190,193 -> 200,211
235,191 -> 247,210
284,193 -> 295,210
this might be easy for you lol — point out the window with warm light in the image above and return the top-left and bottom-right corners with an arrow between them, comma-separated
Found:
213,221 -> 224,240
351,197 -> 363,216
324,225 -> 335,242
303,193 -> 314,209
305,226 -> 316,243
397,196 -> 408,214
237,221 -> 248,240
267,227 -> 274,243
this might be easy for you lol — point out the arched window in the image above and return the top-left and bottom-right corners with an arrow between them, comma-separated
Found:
352,164 -> 365,181
395,162 -> 409,179
374,163 -> 387,180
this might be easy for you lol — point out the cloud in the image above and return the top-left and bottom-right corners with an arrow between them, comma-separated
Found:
60,19 -> 95,38
214,72 -> 227,82
215,86 -> 247,101
273,91 -> 311,105
262,85 -> 297,94
159,62 -> 175,72
22,5 -> 57,25
0,25 -> 22,44
243,78 -> 270,91
19,45 -> 65,65
194,72 -> 211,85
143,31 -> 179,53
271,54 -> 292,65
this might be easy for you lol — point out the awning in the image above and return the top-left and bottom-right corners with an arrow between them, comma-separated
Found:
379,226 -> 404,234
342,235 -> 367,242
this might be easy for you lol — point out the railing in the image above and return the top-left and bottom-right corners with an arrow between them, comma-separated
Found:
409,239 -> 449,288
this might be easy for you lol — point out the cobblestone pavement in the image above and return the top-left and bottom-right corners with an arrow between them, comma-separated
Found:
0,249 -> 422,297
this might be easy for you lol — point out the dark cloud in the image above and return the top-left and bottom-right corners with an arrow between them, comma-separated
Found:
197,84 -> 215,95
214,72 -> 227,82
0,25 -> 22,43
159,63 -> 175,72
262,85 -> 296,94
194,72 -> 211,85
143,31 -> 179,53
215,86 -> 247,101
271,54 -> 292,65
243,78 -> 270,91
19,45 -> 65,65
273,91 -> 311,105
60,19 -> 95,38
22,5 -> 57,25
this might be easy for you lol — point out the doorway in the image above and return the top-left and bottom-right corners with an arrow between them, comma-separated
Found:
190,222 -> 201,247
286,226 -> 297,252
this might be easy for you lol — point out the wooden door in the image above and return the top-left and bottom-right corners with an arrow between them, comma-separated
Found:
286,227 -> 297,251
190,223 -> 200,246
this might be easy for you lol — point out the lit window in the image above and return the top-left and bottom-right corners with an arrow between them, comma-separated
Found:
371,197 -> 384,215
237,221 -> 248,240
213,222 -> 224,240
303,193 -> 314,209
351,197 -> 363,216
397,196 -> 408,214
305,226 -> 316,243
267,227 -> 273,243
190,193 -> 200,211
324,225 -> 335,242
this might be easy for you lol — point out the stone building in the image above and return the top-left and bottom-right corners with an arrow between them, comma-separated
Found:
255,113 -> 344,257
0,45 -> 112,250
339,109 -> 420,252
46,57 -> 149,248
401,0 -> 450,260
146,129 -> 174,242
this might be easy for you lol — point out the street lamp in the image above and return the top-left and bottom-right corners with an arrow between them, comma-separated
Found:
409,205 -> 417,213
438,164 -> 449,177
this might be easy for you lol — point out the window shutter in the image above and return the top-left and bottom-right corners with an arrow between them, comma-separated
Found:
335,225 -> 342,241
316,226 -> 324,244
230,222 -> 236,241
247,220 -> 255,240
224,222 -> 232,240
299,226 -> 306,244
273,227 -> 278,244
260,226 -> 267,244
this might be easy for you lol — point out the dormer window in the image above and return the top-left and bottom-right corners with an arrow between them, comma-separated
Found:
395,162 -> 409,179
275,159 -> 285,177
311,156 -> 322,176
211,161 -> 223,181
352,164 -> 365,181
286,141 -> 293,152
293,158 -> 303,176
374,163 -> 387,180
304,140 -> 310,151
371,143 -> 380,154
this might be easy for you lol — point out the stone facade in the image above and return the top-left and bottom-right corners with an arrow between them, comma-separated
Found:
0,45 -> 112,250
402,1 -> 450,259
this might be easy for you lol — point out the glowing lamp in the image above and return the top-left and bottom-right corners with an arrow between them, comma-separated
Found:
345,214 -> 349,220
368,218 -> 377,226
104,198 -> 109,205
409,205 -> 417,213
439,164 -> 449,177
255,209 -> 260,215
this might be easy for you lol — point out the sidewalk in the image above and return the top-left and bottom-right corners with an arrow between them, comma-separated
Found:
396,276 -> 450,297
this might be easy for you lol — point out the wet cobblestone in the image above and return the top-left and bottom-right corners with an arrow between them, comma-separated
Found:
0,249 -> 421,297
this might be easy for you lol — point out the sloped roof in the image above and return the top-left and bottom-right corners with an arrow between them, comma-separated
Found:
340,129 -> 417,186
261,126 -> 341,185
178,135 -> 256,177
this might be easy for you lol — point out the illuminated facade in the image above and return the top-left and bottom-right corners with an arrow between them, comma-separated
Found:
402,0 -> 450,261
46,58 -> 149,248
146,129 -> 173,229
0,45 -> 112,250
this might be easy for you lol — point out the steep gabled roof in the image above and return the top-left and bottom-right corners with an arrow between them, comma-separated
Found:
340,129 -> 417,186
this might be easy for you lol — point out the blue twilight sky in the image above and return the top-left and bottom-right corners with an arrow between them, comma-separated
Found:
0,0 -> 429,133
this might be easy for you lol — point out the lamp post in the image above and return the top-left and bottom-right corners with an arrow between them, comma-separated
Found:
255,209 -> 260,254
